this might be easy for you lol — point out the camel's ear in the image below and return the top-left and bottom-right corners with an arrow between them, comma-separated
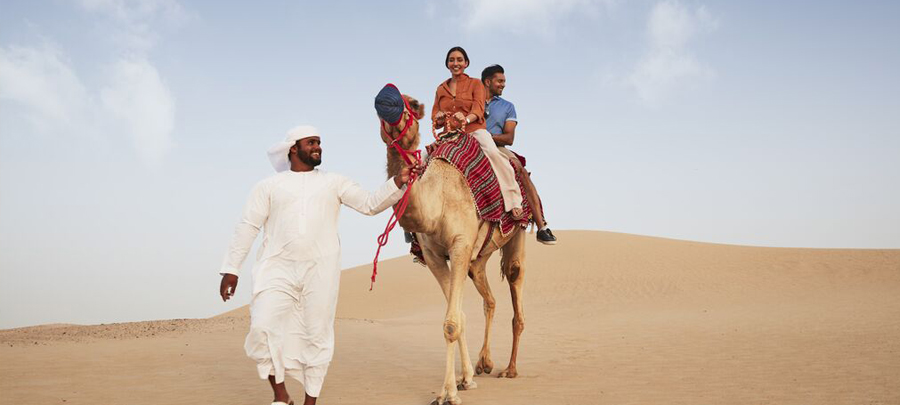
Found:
404,95 -> 425,120
416,101 -> 425,120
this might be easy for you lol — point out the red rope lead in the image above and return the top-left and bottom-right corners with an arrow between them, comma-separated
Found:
370,148 -> 420,290
370,167 -> 416,290
372,98 -> 422,289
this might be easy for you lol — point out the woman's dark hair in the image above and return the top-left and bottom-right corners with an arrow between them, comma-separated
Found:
481,64 -> 504,83
445,46 -> 469,68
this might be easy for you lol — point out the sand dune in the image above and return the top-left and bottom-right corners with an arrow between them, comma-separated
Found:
2,231 -> 899,404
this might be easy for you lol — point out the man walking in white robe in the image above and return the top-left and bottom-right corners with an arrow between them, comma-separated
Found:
218,125 -> 418,405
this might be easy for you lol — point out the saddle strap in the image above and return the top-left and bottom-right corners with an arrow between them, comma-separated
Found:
475,222 -> 496,260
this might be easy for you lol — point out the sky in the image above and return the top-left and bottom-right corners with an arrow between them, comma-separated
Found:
1,0 -> 898,329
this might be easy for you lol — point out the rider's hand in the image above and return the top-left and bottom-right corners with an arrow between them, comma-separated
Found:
445,113 -> 466,132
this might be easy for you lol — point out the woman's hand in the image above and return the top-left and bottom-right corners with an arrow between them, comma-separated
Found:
434,111 -> 447,128
446,113 -> 467,132
435,111 -> 467,132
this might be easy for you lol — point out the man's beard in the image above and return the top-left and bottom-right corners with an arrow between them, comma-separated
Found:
298,150 -> 321,167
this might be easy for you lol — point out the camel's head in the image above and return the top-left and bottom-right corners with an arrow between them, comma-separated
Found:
379,95 -> 424,151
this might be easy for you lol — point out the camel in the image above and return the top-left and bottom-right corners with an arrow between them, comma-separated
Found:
378,94 -> 527,405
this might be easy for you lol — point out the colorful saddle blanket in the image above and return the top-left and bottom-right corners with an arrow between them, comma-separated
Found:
427,132 -> 532,235
409,132 -> 532,265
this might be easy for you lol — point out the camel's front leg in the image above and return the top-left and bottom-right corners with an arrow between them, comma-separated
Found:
449,245 -> 478,392
467,254 -> 495,375
455,310 -> 477,390
431,241 -> 477,404
423,248 -> 465,405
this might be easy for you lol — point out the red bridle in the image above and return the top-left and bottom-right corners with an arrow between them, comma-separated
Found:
371,84 -> 423,289
379,84 -> 421,166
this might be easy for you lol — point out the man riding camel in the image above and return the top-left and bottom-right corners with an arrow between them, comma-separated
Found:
482,64 -> 557,244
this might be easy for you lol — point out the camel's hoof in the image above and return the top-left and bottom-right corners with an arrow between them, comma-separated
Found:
430,395 -> 462,405
476,359 -> 493,375
498,368 -> 518,378
457,379 -> 477,391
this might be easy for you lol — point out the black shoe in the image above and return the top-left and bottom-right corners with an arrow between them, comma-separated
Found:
536,228 -> 557,245
404,231 -> 414,243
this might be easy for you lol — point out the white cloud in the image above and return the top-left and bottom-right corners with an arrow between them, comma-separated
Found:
77,0 -> 188,54
648,1 -> 714,48
0,44 -> 89,132
0,1 -> 181,167
101,58 -> 175,167
457,0 -> 614,36
627,0 -> 717,105
78,0 -> 186,20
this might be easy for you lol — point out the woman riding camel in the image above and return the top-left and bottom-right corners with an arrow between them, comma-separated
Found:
431,46 -> 524,219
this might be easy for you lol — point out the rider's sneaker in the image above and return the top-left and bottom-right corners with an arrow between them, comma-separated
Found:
536,228 -> 557,245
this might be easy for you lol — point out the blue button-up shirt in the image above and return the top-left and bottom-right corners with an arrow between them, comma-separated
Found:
485,95 -> 517,135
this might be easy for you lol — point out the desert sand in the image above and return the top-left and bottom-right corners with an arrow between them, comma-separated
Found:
2,230 -> 899,405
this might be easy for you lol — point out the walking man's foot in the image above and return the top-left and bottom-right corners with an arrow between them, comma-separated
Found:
536,228 -> 557,245
268,375 -> 292,405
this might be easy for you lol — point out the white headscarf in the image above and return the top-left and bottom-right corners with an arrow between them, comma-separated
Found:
267,125 -> 320,172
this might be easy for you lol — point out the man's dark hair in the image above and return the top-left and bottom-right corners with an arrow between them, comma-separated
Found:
481,64 -> 504,84
445,46 -> 469,68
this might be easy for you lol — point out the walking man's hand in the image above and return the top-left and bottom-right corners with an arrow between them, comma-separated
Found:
395,161 -> 425,187
220,274 -> 238,302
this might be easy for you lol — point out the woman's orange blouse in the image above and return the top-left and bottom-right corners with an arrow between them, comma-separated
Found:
432,73 -> 487,132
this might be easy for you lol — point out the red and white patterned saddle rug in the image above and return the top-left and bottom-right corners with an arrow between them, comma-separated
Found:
409,132 -> 532,263
430,132 -> 532,234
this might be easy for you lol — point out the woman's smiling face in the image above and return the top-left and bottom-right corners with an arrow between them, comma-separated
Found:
446,50 -> 468,77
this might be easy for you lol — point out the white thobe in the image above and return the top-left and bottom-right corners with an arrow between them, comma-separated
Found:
219,169 -> 405,397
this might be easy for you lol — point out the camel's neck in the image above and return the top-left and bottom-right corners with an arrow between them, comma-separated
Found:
385,128 -> 433,232
384,124 -> 420,179
385,147 -> 410,180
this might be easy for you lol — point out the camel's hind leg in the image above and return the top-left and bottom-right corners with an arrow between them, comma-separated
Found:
498,230 -> 526,378
467,253 -> 495,375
